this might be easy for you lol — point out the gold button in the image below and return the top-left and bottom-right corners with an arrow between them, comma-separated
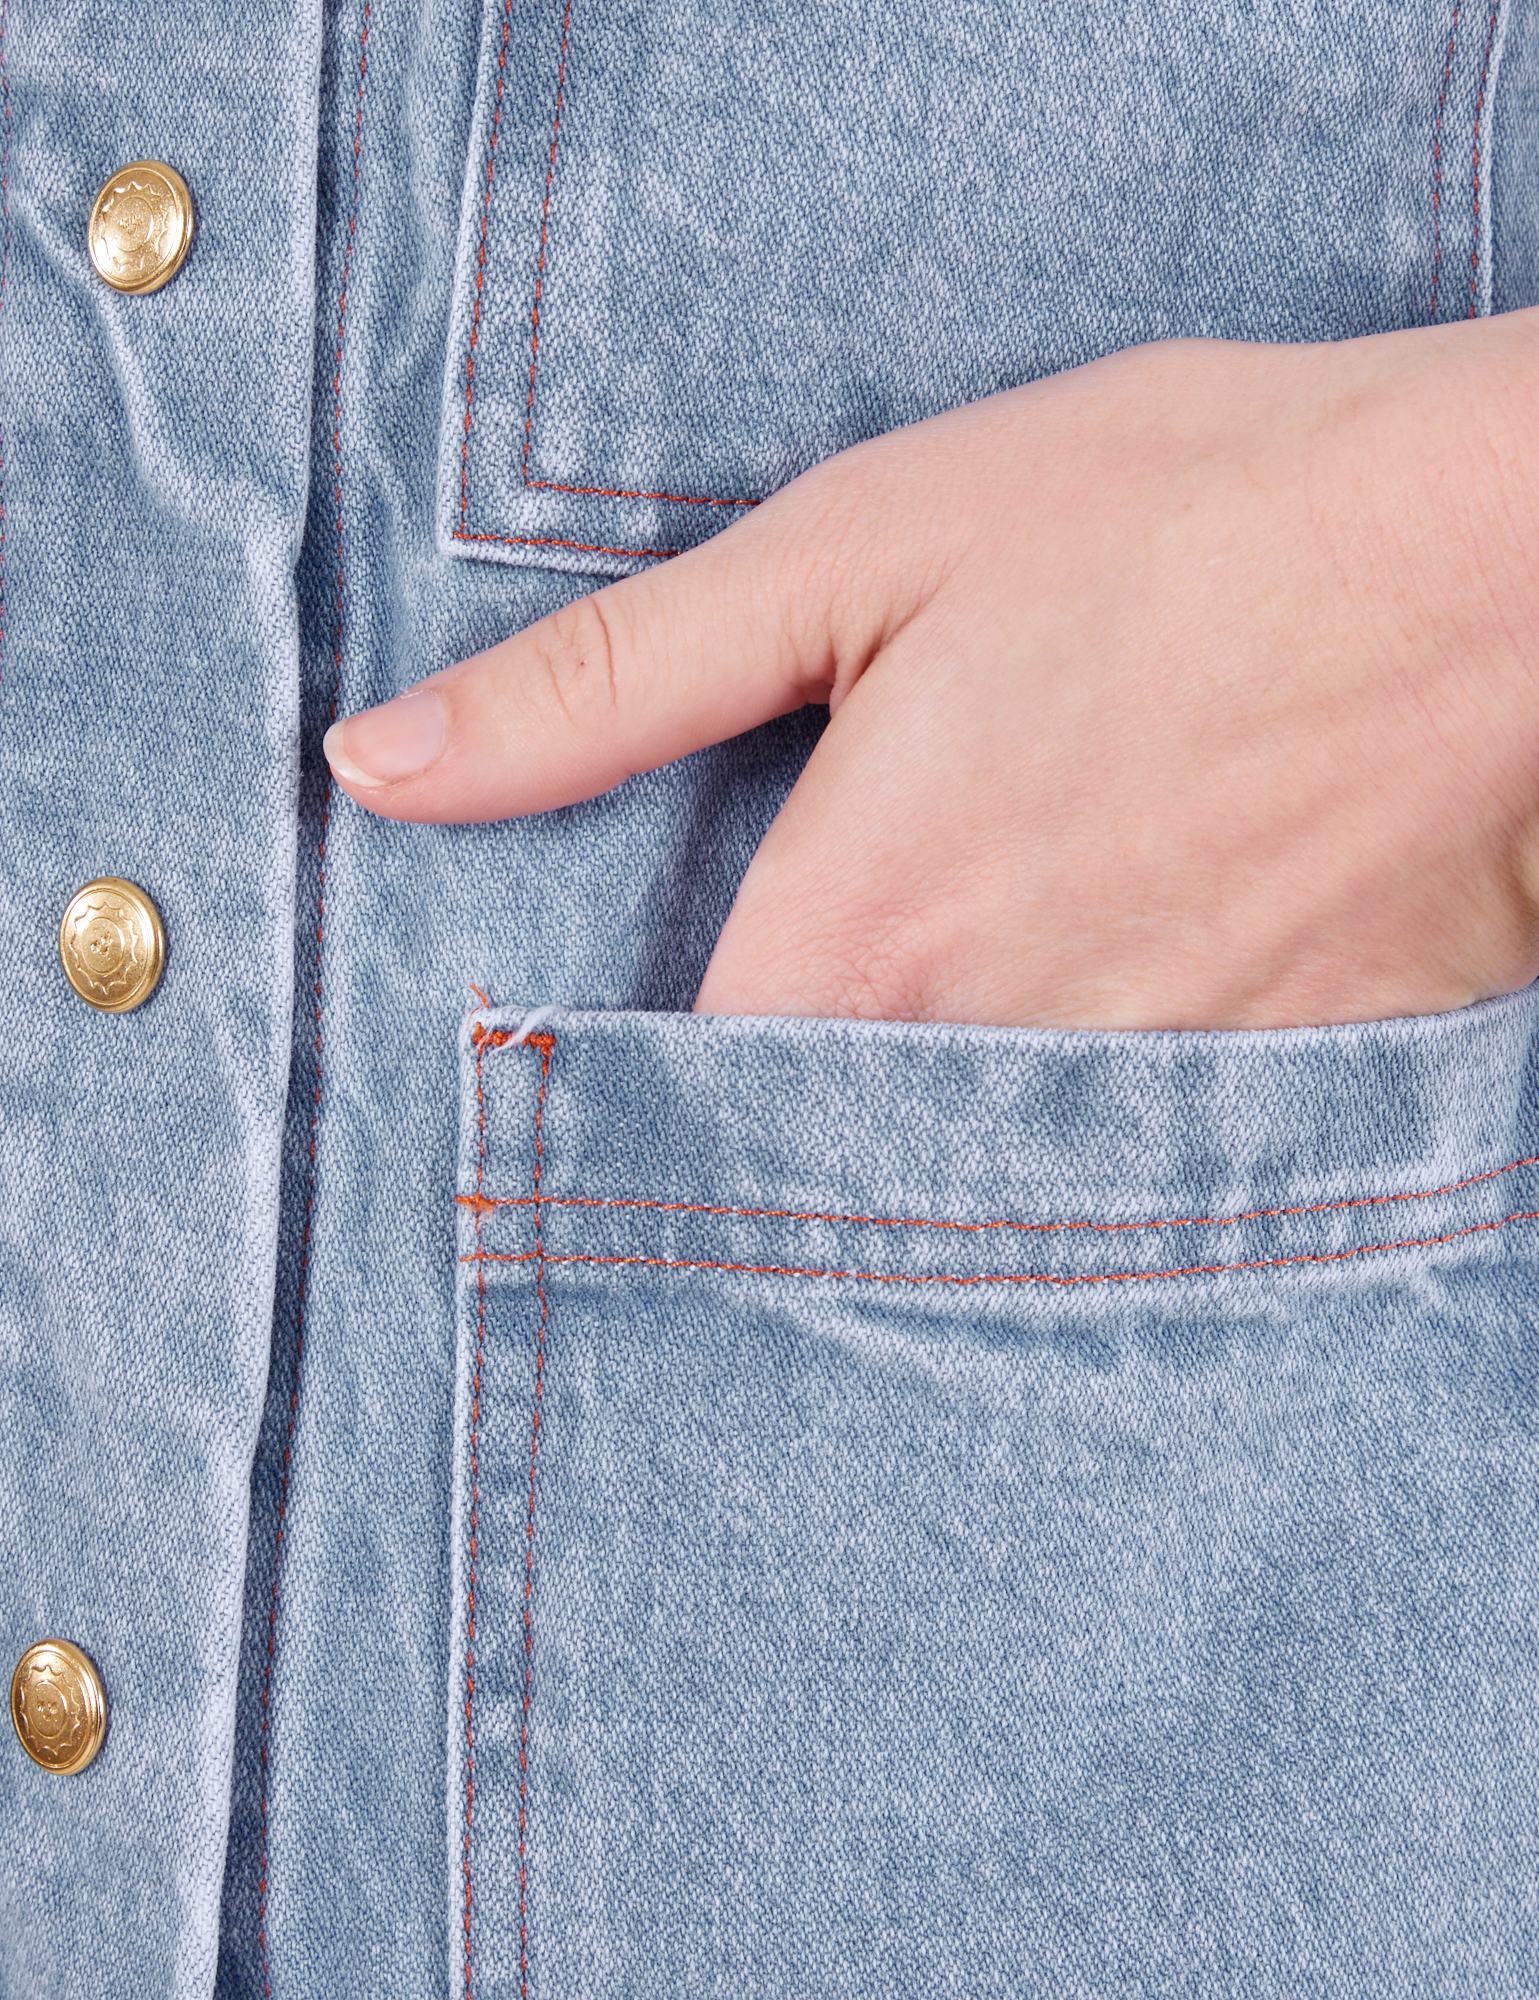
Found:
59,877 -> 165,1013
10,1641 -> 107,1775
87,160 -> 193,295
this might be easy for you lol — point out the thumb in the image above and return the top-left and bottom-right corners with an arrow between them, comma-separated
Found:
323,479 -> 885,824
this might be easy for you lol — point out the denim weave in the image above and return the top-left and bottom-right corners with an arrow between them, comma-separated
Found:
452,1004 -> 1539,1995
0,0 -> 1536,1992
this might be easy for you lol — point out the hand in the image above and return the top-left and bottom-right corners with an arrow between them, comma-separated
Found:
324,315 -> 1539,1030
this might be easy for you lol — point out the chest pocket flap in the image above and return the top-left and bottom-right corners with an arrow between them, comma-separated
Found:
438,0 -> 1499,577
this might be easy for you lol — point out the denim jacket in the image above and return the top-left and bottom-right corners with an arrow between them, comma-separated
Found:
5,0 -> 1539,1993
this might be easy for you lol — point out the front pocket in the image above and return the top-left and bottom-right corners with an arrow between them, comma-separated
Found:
437,0 -> 1504,580
449,999 -> 1539,1998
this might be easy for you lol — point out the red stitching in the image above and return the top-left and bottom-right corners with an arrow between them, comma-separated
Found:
455,1152 -> 1539,1241
458,0 -> 517,534
520,1032 -> 555,1999
463,1030 -> 489,1998
1467,0 -> 1501,318
525,476 -> 755,509
1429,0 -> 1460,321
464,1028 -> 556,1999
451,528 -> 679,559
464,1206 -> 1539,1289
458,1036 -> 1534,1995
259,6 -> 371,1989
457,0 -> 757,537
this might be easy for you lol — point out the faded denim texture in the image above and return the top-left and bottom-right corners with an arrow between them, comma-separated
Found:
439,0 -> 1524,575
0,0 -> 1535,1993
454,1005 -> 1539,1995
0,1 -> 320,1993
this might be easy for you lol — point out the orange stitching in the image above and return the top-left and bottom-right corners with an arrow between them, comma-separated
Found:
464,1206 -> 1539,1289
452,529 -> 679,560
1467,0 -> 1501,318
525,476 -> 755,508
518,0 -> 573,490
454,1153 -> 1539,1242
458,0 -> 517,534
463,1030 -> 489,1998
459,1034 -> 1534,1999
510,0 -> 755,510
259,4 -> 371,1991
518,1031 -> 555,2000
457,0 -> 758,537
464,1027 -> 557,2000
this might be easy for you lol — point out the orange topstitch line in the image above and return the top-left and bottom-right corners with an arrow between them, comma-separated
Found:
463,1207 -> 1539,1290
463,1025 -> 558,2000
458,0 -> 517,536
451,528 -> 681,560
455,1154 -> 1539,1243
462,1021 -> 490,1997
517,1031 -> 554,2000
457,0 -> 758,543
462,1026 -> 1537,1288
458,1026 -> 1532,2000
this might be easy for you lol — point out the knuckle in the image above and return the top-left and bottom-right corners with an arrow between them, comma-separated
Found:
798,908 -> 943,1022
532,592 -> 622,723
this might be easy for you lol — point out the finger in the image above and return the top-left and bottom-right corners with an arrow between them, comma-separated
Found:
322,449 -> 931,824
691,631 -> 988,1021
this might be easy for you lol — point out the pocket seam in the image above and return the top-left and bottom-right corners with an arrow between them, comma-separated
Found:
1425,0 -> 1501,322
462,1025 -> 556,1998
461,1027 -> 1539,1292
458,1151 -> 1539,1244
454,0 -> 761,564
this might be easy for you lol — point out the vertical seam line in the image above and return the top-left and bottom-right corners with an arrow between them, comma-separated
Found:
1468,0 -> 1501,315
462,1031 -> 490,1994
457,0 -> 516,535
1429,0 -> 1460,321
518,0 -> 572,490
257,3 -> 372,1988
520,1031 -> 555,1999
461,1026 -> 556,1999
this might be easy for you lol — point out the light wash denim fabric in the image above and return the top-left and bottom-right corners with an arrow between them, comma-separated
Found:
0,0 -> 1537,1992
453,1004 -> 1539,1995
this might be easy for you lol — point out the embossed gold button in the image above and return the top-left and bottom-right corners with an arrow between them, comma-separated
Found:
87,160 -> 193,295
10,1640 -> 107,1774
59,877 -> 165,1013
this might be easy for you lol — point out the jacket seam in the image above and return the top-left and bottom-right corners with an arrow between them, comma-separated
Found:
456,1151 -> 1539,1242
461,1208 -> 1539,1289
1466,0 -> 1501,317
455,0 -> 758,549
464,1022 -> 556,2000
257,1 -> 373,1985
